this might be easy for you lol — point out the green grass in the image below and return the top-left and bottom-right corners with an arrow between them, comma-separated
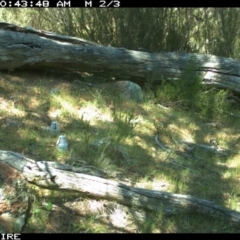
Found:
0,69 -> 240,233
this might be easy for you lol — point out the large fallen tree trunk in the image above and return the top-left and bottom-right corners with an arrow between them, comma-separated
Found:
0,150 -> 240,224
1,22 -> 240,93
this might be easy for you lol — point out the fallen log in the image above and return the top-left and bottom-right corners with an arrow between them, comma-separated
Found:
1,22 -> 240,93
0,150 -> 240,224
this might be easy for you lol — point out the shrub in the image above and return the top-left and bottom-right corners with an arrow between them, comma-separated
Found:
155,58 -> 231,119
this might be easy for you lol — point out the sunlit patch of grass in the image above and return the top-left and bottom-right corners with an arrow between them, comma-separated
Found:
1,69 -> 240,233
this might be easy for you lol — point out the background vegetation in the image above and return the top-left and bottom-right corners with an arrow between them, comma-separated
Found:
0,8 -> 240,233
1,8 -> 240,58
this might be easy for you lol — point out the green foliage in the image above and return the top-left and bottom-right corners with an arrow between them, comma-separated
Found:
139,209 -> 164,233
1,8 -> 239,56
156,59 -> 231,120
111,109 -> 138,142
196,88 -> 230,119
44,201 -> 53,211
156,59 -> 202,108
177,60 -> 202,102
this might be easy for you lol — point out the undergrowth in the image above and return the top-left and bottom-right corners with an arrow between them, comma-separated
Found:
155,58 -> 231,120
0,68 -> 239,233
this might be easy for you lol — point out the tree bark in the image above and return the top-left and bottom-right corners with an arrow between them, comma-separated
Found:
1,22 -> 240,93
0,150 -> 240,224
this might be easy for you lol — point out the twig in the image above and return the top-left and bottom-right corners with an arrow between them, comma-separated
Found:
170,160 -> 200,174
157,104 -> 170,110
154,135 -> 171,152
181,141 -> 231,156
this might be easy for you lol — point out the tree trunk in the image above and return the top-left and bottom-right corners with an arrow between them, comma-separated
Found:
1,22 -> 240,93
1,150 -> 240,224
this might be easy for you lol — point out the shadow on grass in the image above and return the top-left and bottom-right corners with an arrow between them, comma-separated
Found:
0,69 -> 240,232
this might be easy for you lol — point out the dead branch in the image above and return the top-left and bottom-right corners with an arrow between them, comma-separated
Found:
0,150 -> 240,223
1,22 -> 240,93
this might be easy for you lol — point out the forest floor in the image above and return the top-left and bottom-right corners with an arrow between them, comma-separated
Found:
0,69 -> 240,233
